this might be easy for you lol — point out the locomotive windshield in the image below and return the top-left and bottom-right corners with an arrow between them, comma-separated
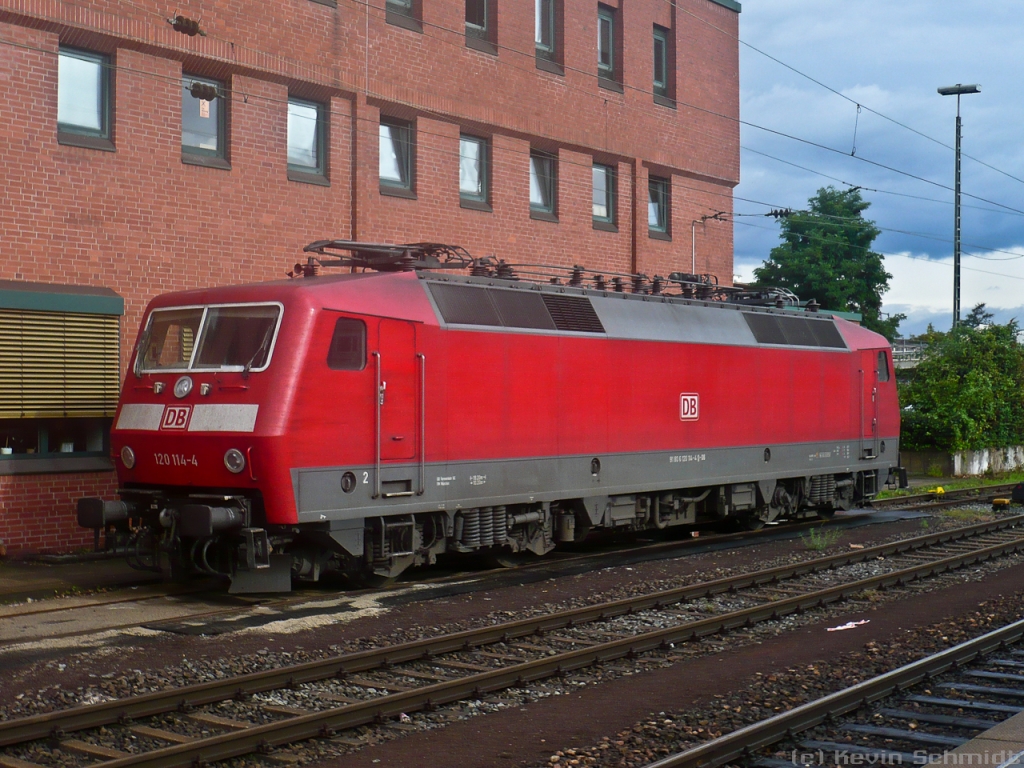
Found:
137,303 -> 282,373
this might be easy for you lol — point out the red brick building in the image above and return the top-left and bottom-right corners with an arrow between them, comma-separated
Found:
0,0 -> 740,554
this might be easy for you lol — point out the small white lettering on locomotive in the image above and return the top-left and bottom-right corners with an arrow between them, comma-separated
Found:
670,453 -> 706,464
808,451 -> 833,461
436,475 -> 456,487
154,453 -> 198,467
679,393 -> 699,421
469,475 -> 487,486
160,405 -> 192,430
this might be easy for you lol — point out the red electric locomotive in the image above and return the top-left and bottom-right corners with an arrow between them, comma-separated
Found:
79,241 -> 903,592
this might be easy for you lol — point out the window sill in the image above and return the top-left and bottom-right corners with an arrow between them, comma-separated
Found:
380,184 -> 417,199
460,198 -> 492,212
593,220 -> 618,232
308,0 -> 337,6
58,132 -> 115,152
0,456 -> 114,476
386,9 -> 423,32
288,169 -> 330,186
536,55 -> 564,75
598,77 -> 624,93
466,35 -> 497,55
530,209 -> 559,223
182,153 -> 231,170
648,229 -> 672,241
653,94 -> 676,109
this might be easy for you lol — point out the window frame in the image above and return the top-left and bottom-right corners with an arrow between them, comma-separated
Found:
287,97 -> 327,183
536,0 -> 552,58
529,150 -> 557,220
648,175 -> 671,239
877,350 -> 891,382
592,162 -> 617,230
57,47 -> 114,151
653,26 -> 668,97
135,302 -> 284,375
459,134 -> 491,210
379,117 -> 415,197
465,0 -> 496,52
327,318 -> 368,371
597,5 -> 618,86
652,24 -> 675,107
386,0 -> 423,32
181,74 -> 229,168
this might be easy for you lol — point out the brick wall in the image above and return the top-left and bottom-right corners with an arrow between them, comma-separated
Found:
0,0 -> 739,554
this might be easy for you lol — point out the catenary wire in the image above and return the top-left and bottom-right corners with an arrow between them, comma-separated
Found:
664,0 -> 1024,189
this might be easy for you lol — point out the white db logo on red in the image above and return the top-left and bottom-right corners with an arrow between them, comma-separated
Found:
161,405 -> 192,430
679,393 -> 699,421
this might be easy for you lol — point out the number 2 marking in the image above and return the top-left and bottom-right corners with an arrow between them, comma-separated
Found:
362,471 -> 369,484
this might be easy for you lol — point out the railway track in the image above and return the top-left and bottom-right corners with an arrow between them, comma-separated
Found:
0,509 -> 897,650
643,615 -> 1024,768
871,482 -> 1018,512
3,515 -> 1024,767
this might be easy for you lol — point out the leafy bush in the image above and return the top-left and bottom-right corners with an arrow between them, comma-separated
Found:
900,319 -> 1024,452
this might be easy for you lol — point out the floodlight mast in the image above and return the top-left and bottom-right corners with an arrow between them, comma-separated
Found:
937,83 -> 981,328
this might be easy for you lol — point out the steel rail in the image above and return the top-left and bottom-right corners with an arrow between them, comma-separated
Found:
1,515 -> 1021,748
643,618 -> 1024,768
871,482 -> 1017,509
70,532 -> 1024,768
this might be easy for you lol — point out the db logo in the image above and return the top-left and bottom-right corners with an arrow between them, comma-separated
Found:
161,405 -> 192,430
679,393 -> 699,421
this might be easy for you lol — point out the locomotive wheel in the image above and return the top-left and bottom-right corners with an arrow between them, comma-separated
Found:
354,572 -> 398,589
485,551 -> 537,569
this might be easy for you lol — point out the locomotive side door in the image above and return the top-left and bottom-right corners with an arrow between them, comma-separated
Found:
858,350 -> 879,459
376,319 -> 419,463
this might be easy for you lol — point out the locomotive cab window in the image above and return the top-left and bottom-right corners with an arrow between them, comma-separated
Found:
140,308 -> 203,370
877,350 -> 891,382
327,318 -> 367,370
138,303 -> 282,373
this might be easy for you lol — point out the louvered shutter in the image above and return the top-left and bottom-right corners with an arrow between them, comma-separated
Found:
0,309 -> 121,418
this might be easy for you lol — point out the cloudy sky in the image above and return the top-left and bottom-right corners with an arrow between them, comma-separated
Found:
730,1 -> 1024,336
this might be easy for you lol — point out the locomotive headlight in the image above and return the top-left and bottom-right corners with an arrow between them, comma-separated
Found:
174,375 -> 193,399
120,445 -> 136,469
224,448 -> 246,474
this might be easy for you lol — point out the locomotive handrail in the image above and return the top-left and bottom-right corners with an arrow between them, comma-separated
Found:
372,351 -> 381,500
417,353 -> 426,496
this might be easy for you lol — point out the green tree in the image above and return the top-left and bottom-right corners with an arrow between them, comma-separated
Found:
900,321 -> 1024,452
753,186 -> 904,340
962,302 -> 995,329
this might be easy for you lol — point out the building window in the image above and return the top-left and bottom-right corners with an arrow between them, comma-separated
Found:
653,27 -> 668,97
530,150 -> 556,219
57,47 -> 112,149
0,280 -> 123,475
288,98 -> 326,180
386,0 -> 422,32
379,118 -> 414,194
648,176 -> 670,238
466,0 -> 487,31
536,0 -> 556,59
459,135 -> 489,208
465,0 -> 495,51
597,5 -> 617,83
592,163 -> 615,227
182,75 -> 227,165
